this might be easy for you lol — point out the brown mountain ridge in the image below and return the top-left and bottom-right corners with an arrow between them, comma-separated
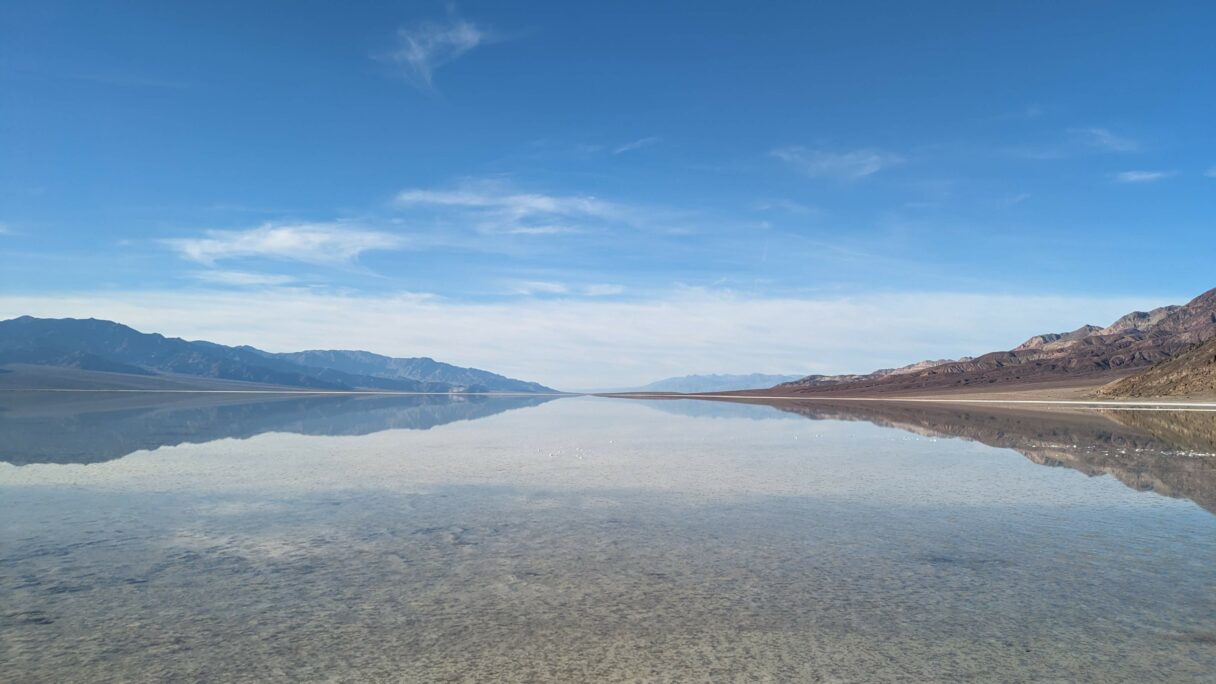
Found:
750,287 -> 1216,398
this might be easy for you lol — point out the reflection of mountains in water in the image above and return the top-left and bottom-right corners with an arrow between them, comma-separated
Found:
0,393 -> 560,466
630,398 -> 800,421
747,399 -> 1216,515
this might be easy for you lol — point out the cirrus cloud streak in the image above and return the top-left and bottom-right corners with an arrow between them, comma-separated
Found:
384,13 -> 489,90
771,146 -> 904,180
396,180 -> 625,235
1114,170 -> 1172,184
163,223 -> 406,266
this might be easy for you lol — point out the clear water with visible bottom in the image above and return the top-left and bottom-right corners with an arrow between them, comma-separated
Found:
2,393 -> 1214,682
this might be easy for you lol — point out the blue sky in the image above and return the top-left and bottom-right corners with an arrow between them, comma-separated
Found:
1,1 -> 1213,388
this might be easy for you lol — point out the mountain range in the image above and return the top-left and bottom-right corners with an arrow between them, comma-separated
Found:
0,316 -> 555,393
6,287 -> 1216,399
761,286 -> 1216,398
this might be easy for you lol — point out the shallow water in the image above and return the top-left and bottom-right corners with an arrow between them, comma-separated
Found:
2,393 -> 1214,682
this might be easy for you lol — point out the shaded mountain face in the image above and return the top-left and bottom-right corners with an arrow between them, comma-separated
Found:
0,316 -> 352,389
0,317 -> 553,393
774,287 -> 1216,396
271,350 -> 553,393
1098,337 -> 1216,399
0,347 -> 154,376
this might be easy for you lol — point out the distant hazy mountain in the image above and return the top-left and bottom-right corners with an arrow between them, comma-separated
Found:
0,316 -> 555,393
625,373 -> 803,393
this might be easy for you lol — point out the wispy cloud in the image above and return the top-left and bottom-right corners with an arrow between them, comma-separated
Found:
753,199 -> 817,215
1113,170 -> 1172,184
771,146 -> 903,180
510,281 -> 625,297
613,136 -> 661,155
188,270 -> 297,287
583,283 -> 626,296
1073,127 -> 1140,153
396,180 -> 624,235
998,127 -> 1142,161
1002,144 -> 1070,161
1205,166 -> 1216,178
163,223 -> 406,266
513,280 -> 571,295
384,11 -> 488,90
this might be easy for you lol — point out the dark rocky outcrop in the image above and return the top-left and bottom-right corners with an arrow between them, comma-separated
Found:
1098,337 -> 1216,399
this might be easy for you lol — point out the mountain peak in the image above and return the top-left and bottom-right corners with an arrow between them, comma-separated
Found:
1099,305 -> 1182,336
1012,324 -> 1101,352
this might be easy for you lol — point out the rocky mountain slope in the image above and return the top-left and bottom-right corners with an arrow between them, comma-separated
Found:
0,317 -> 555,393
1013,325 -> 1102,351
1099,305 -> 1180,336
769,287 -> 1216,397
786,357 -> 973,389
1096,337 -> 1216,399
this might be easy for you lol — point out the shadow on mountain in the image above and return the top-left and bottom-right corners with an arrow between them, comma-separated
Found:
716,398 -> 1216,514
0,393 -> 561,466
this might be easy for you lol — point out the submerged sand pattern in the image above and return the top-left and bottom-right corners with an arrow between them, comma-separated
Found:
2,396 -> 1214,682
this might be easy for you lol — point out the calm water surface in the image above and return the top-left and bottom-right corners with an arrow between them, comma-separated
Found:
2,393 -> 1214,682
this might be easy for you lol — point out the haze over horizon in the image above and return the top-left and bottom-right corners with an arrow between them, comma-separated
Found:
3,1 -> 1213,388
